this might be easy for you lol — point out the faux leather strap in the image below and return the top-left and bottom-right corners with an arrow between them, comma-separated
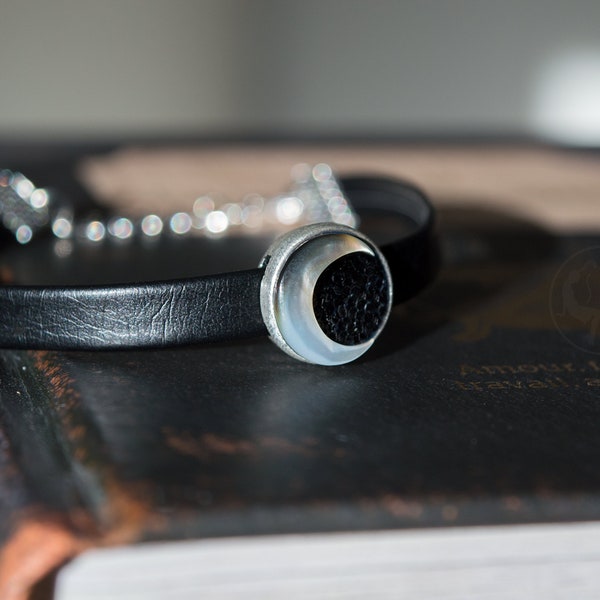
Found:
340,176 -> 439,303
0,270 -> 267,350
0,176 -> 438,350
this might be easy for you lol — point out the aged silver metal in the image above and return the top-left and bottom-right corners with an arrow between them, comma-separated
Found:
259,223 -> 393,366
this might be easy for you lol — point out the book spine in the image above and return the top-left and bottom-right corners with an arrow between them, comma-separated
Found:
0,350 -> 100,600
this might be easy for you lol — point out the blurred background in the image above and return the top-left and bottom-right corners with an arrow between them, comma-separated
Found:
1,0 -> 600,145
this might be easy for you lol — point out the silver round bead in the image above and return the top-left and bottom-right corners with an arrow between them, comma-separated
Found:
141,214 -> 163,237
108,217 -> 134,239
259,223 -> 393,366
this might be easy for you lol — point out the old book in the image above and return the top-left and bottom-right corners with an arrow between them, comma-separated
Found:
1,144 -> 600,599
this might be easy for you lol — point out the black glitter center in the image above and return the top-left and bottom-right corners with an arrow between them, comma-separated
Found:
312,252 -> 389,346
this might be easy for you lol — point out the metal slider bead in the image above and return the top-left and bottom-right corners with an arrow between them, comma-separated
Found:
260,223 -> 393,366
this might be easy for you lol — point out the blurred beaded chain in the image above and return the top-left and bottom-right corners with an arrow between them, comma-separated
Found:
0,163 -> 358,246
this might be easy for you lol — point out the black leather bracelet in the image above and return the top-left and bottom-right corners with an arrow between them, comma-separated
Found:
0,175 -> 438,365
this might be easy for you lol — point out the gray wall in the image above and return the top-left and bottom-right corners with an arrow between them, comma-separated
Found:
1,0 -> 599,143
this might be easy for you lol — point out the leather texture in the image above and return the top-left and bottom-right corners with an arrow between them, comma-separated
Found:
312,252 -> 389,345
0,269 -> 267,350
0,176 -> 438,350
340,176 -> 440,304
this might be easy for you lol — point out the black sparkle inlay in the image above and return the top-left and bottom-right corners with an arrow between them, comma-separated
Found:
312,252 -> 389,346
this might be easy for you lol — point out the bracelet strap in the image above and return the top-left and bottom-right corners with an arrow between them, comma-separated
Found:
340,176 -> 439,303
0,270 -> 267,350
0,176 -> 438,351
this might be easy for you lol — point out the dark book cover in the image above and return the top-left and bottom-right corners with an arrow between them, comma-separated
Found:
1,145 -> 600,598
